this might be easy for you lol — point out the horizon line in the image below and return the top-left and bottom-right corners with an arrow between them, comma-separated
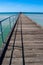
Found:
0,12 -> 43,14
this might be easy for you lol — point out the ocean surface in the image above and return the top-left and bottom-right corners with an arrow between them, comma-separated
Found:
0,13 -> 43,47
25,14 -> 43,26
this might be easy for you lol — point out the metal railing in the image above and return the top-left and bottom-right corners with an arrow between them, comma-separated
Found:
0,13 -> 19,47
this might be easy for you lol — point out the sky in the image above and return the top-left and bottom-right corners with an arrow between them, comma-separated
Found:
0,0 -> 43,12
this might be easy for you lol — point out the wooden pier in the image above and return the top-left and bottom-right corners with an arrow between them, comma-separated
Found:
0,14 -> 43,65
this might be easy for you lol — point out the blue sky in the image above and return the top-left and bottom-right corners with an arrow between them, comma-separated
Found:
0,0 -> 43,12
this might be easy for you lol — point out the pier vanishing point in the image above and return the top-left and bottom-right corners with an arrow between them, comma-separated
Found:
0,13 -> 43,65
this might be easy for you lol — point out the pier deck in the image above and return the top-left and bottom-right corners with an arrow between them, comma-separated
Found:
0,14 -> 43,65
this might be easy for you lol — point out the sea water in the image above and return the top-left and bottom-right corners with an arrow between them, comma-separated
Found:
25,13 -> 43,26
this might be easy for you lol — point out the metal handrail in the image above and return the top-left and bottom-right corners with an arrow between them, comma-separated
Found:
0,14 -> 16,23
0,13 -> 19,44
0,13 -> 20,65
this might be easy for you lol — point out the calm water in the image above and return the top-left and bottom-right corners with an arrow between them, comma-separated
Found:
0,13 -> 43,47
25,14 -> 43,26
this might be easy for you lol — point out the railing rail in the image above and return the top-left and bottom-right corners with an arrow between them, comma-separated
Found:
0,15 -> 15,23
0,13 -> 19,46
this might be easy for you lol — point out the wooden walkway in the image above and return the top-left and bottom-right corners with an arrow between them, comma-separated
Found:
0,14 -> 43,65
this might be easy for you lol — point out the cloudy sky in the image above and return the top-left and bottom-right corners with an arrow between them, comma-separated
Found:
0,0 -> 43,12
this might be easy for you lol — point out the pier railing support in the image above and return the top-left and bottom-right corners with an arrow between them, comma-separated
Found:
0,22 -> 4,43
9,17 -> 11,30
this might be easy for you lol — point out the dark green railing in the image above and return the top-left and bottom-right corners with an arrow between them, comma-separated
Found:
0,13 -> 19,47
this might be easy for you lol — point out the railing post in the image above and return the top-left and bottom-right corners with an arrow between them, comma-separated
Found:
13,16 -> 14,25
0,22 -> 4,43
9,17 -> 11,30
